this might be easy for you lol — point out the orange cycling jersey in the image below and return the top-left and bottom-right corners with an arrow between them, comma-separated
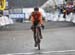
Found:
31,11 -> 43,25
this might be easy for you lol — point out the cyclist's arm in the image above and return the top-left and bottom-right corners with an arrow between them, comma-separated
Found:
31,16 -> 34,25
39,13 -> 43,25
39,13 -> 45,29
29,15 -> 31,20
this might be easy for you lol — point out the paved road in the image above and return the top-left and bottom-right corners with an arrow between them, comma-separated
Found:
0,21 -> 75,31
0,22 -> 75,55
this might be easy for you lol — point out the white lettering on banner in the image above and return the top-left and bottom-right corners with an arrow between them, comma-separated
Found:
0,16 -> 14,26
45,12 -> 75,24
9,14 -> 25,19
3,10 -> 9,15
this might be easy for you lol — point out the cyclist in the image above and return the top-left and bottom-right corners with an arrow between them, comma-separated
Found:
30,7 -> 44,47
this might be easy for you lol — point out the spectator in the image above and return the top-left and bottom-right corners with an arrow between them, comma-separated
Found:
63,8 -> 67,18
58,5 -> 63,18
73,5 -> 75,13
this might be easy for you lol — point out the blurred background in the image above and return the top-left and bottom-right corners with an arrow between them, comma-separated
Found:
0,0 -> 75,30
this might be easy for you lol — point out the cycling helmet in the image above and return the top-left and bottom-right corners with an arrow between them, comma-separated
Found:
34,7 -> 39,11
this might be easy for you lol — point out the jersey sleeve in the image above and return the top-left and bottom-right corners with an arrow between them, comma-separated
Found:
31,12 -> 34,25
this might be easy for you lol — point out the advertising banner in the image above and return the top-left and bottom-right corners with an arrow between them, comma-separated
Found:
9,13 -> 25,19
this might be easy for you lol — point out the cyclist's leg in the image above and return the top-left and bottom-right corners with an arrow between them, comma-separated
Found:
33,29 -> 36,43
38,27 -> 43,39
33,26 -> 37,47
31,26 -> 36,43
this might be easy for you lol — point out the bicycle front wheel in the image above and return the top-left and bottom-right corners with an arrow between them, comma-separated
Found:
36,31 -> 41,50
38,42 -> 40,50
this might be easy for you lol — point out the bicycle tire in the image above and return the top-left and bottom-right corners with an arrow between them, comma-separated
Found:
36,30 -> 40,50
38,42 -> 40,50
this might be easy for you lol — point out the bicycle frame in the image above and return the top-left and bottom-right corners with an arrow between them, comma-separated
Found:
36,28 -> 40,41
35,26 -> 41,50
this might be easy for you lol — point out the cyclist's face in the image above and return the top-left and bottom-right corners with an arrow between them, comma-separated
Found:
34,10 -> 38,12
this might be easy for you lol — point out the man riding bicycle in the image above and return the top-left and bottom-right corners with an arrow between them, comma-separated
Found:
30,7 -> 44,47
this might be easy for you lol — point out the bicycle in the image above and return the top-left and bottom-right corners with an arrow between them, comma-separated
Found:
35,25 -> 41,50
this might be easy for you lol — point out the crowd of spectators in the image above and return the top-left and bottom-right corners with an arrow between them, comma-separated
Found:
58,1 -> 75,18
